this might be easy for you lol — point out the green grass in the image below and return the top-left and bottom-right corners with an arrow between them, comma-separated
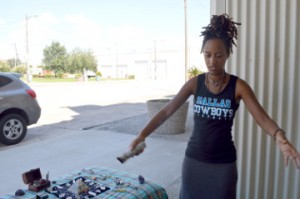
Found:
21,77 -> 96,83
21,76 -> 132,83
32,77 -> 79,82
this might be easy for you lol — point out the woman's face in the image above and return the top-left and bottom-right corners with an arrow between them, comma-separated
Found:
203,39 -> 229,75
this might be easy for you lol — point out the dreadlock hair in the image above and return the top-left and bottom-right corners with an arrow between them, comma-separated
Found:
200,14 -> 241,55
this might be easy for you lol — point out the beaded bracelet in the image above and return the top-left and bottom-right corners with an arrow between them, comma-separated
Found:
273,128 -> 286,142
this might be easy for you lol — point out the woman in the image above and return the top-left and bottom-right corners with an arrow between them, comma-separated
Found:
129,14 -> 300,198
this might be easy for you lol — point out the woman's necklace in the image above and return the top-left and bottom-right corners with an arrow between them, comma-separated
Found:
205,72 -> 226,93
207,72 -> 226,87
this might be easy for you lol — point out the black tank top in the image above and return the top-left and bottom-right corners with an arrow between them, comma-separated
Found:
185,73 -> 239,163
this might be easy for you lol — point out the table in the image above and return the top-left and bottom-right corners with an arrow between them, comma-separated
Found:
0,167 -> 168,199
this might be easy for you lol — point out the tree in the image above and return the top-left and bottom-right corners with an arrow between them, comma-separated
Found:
0,61 -> 11,72
13,64 -> 27,74
6,58 -> 22,68
42,41 -> 67,76
66,48 -> 97,74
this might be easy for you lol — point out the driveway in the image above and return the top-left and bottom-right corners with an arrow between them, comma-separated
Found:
0,80 -> 193,198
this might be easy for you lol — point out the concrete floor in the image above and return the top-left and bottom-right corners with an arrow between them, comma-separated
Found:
0,81 -> 194,199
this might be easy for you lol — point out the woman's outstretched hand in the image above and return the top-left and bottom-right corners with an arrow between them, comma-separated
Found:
129,135 -> 146,155
277,139 -> 300,169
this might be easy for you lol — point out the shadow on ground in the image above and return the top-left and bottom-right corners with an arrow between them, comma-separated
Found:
0,100 -> 194,199
87,112 -> 193,143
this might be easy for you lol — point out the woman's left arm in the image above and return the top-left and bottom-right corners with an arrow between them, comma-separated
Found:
236,78 -> 300,168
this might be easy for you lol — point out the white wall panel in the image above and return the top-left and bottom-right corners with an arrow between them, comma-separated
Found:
211,0 -> 300,198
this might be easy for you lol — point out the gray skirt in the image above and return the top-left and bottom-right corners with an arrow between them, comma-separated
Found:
179,156 -> 237,199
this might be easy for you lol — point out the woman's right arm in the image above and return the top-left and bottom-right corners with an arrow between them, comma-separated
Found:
129,77 -> 198,150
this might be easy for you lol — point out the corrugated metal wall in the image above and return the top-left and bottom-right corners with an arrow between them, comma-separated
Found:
211,0 -> 300,199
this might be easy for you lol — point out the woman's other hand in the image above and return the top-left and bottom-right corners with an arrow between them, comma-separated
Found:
277,137 -> 300,169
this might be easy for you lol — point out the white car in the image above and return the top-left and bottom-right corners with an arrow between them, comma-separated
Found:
85,70 -> 96,78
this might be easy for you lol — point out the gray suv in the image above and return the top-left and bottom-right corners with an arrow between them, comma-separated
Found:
0,72 -> 41,145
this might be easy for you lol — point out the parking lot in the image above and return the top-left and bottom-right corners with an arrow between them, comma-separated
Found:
0,79 -> 194,198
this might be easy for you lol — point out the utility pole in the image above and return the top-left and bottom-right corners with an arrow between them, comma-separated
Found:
154,40 -> 157,80
184,0 -> 189,82
115,43 -> 118,79
12,43 -> 18,67
25,15 -> 30,82
25,15 -> 37,83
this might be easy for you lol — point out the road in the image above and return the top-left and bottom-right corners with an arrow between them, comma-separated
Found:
13,80 -> 180,143
0,79 -> 191,198
32,80 -> 179,128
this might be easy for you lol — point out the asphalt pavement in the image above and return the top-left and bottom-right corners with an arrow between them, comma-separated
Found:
0,80 -> 194,199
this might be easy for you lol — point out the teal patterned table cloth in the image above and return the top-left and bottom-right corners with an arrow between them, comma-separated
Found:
0,166 -> 168,199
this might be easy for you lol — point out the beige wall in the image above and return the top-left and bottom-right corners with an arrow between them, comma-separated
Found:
211,0 -> 300,198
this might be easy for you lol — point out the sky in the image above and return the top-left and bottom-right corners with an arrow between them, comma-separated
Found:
0,0 -> 210,66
